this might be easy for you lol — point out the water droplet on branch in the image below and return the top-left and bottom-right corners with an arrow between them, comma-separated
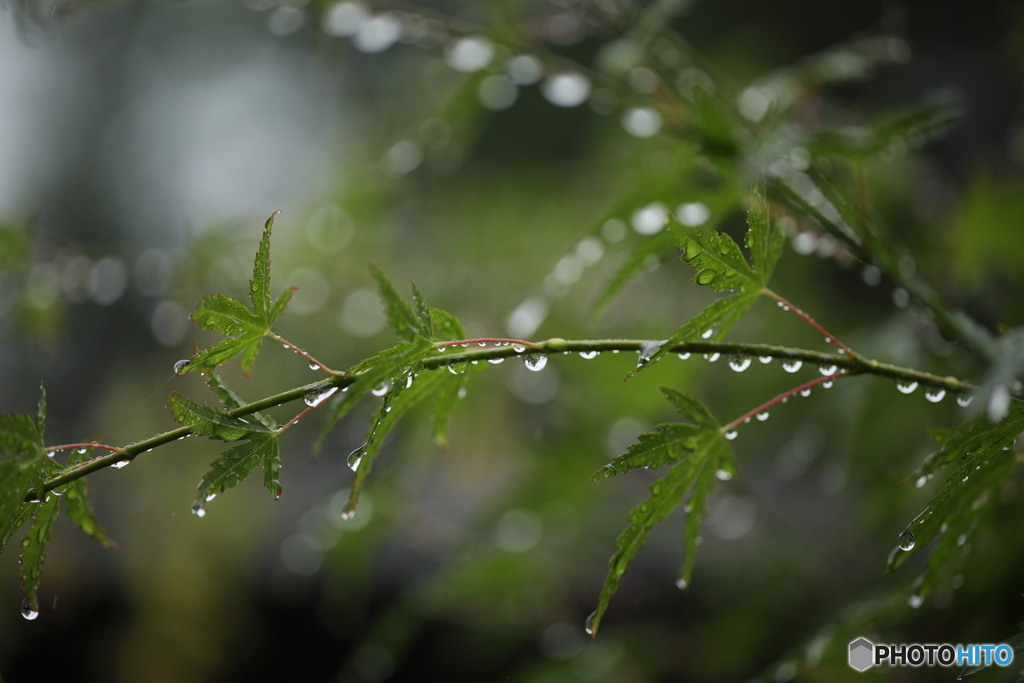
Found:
924,388 -> 946,403
347,445 -> 366,472
371,382 -> 390,397
898,529 -> 916,551
304,386 -> 339,408
956,395 -> 973,407
524,355 -> 548,372
191,501 -> 206,518
579,350 -> 599,360
20,599 -> 38,621
781,360 -> 802,373
756,411 -> 770,422
677,352 -> 690,360
173,359 -> 190,375
818,364 -> 837,375
705,353 -> 720,363
584,611 -> 598,636
308,362 -> 320,371
728,358 -> 751,373
724,431 -> 738,441
111,460 -> 130,469
758,356 -> 772,364
488,357 -> 505,364
896,381 -> 918,394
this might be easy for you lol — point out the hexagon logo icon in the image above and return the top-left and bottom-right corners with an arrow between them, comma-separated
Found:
849,637 -> 874,672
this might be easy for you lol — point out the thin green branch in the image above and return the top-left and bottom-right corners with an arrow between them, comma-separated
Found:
30,337 -> 980,500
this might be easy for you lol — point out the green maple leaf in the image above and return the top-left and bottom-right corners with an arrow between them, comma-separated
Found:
184,212 -> 296,376
887,403 -> 1024,604
589,388 -> 733,636
167,393 -> 282,514
628,194 -> 783,377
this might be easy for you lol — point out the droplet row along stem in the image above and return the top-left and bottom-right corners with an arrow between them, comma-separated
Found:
30,335 -> 984,501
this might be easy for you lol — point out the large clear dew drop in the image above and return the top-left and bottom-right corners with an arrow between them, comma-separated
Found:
897,529 -> 916,551
524,355 -> 548,372
304,386 -> 339,408
20,599 -> 38,621
924,388 -> 946,403
781,359 -> 802,373
347,445 -> 366,472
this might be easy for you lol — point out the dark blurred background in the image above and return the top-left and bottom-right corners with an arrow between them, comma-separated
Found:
1,0 -> 1023,681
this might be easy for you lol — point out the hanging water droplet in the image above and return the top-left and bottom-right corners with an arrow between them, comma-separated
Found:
478,342 -> 488,347
579,350 -> 599,360
957,534 -> 967,547
191,500 -> 206,518
76,447 -> 87,454
111,460 -> 130,469
347,445 -> 366,472
799,388 -> 812,397
406,374 -> 414,388
896,380 -> 918,394
371,382 -> 390,397
822,380 -> 834,389
173,359 -> 190,375
488,357 -> 505,364
205,492 -> 217,503
898,529 -> 916,551
758,356 -> 772,364
818,364 -> 837,375
723,431 -> 738,441
457,386 -> 468,399
956,394 -> 973,407
637,340 -> 665,367
705,353 -> 720,363
447,364 -> 464,375
524,355 -> 548,372
512,344 -> 526,353
907,594 -> 923,609
675,577 -> 688,590
782,360 -> 802,373
584,611 -> 598,636
776,301 -> 790,311
715,468 -> 733,480
728,357 -> 752,373
20,599 -> 38,621
914,475 -> 929,488
701,328 -> 714,339
924,388 -> 946,403
341,502 -> 357,521
756,411 -> 770,422
308,362 -> 320,371
304,386 -> 339,408
677,352 -> 691,360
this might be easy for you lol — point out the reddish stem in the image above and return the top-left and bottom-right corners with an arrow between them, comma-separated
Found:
725,372 -> 848,431
766,290 -> 857,358
46,442 -> 125,455
271,332 -> 337,375
281,404 -> 315,431
436,337 -> 538,349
